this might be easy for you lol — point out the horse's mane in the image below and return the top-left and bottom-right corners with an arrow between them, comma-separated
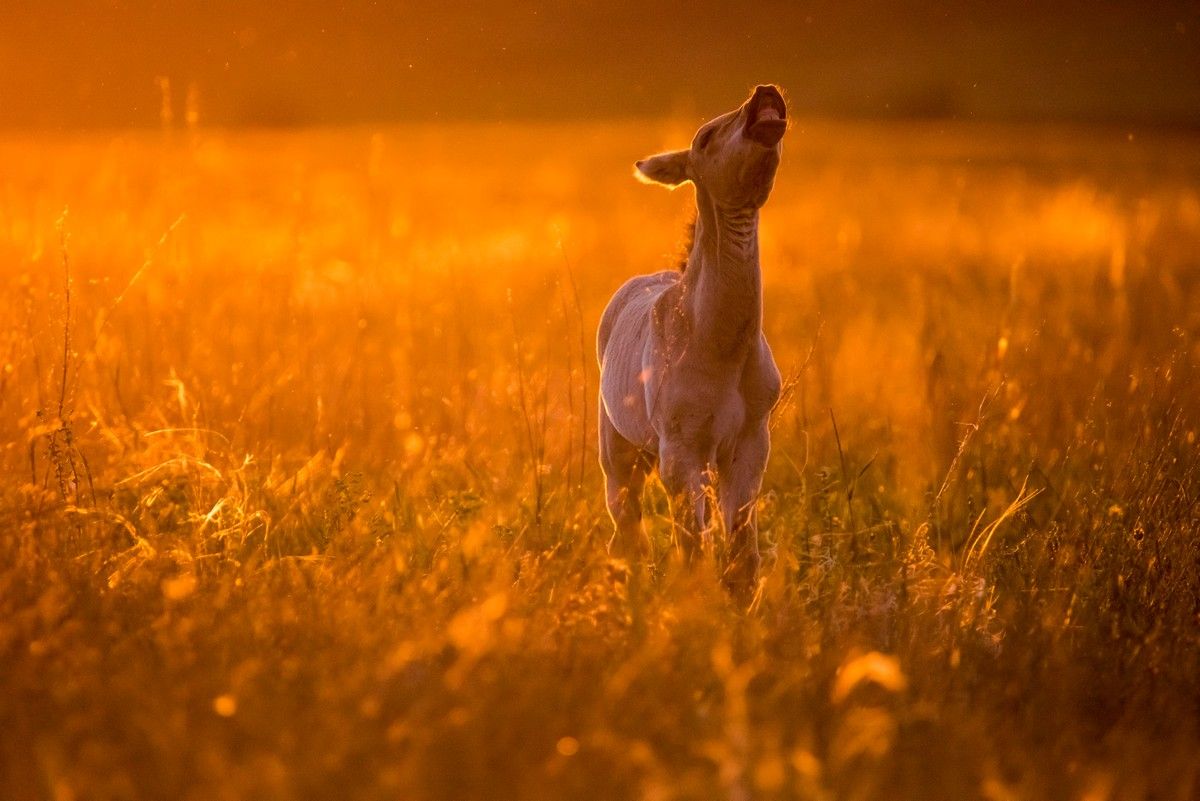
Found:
678,212 -> 696,272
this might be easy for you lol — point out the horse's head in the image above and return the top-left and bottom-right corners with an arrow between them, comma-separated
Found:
635,85 -> 787,210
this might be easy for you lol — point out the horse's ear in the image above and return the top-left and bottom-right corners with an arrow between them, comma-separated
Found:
634,149 -> 690,187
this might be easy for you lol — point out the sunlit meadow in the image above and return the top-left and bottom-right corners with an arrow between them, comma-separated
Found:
2,119 -> 1200,800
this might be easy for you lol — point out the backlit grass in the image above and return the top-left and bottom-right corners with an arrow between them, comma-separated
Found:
2,120 -> 1199,800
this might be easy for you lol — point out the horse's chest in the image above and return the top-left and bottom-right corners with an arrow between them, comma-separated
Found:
643,294 -> 781,450
655,361 -> 774,445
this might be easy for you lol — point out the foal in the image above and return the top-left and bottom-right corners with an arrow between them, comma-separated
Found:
597,85 -> 787,595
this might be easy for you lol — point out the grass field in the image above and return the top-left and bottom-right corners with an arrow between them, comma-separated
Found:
2,119 -> 1200,800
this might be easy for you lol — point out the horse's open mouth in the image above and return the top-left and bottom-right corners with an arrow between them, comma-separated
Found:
745,85 -> 787,146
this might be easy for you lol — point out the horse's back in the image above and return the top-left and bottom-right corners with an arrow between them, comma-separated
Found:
598,271 -> 678,448
596,271 -> 678,363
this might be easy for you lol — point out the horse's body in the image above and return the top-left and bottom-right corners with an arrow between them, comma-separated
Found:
597,85 -> 787,595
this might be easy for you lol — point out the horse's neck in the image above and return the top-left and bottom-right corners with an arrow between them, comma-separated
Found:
679,190 -> 762,360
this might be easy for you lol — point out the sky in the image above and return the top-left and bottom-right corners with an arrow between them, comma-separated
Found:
3,1 -> 1199,129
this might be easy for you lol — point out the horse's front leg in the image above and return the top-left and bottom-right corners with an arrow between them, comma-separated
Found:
658,440 -> 715,562
718,422 -> 770,601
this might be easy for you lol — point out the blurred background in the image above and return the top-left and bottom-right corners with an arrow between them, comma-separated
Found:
4,0 -> 1199,130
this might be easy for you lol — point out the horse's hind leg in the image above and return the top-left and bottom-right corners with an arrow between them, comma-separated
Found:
599,405 -> 652,558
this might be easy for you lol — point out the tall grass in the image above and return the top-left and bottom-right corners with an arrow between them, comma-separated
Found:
1,120 -> 1199,800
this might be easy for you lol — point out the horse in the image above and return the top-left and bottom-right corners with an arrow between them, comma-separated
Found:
597,84 -> 787,597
